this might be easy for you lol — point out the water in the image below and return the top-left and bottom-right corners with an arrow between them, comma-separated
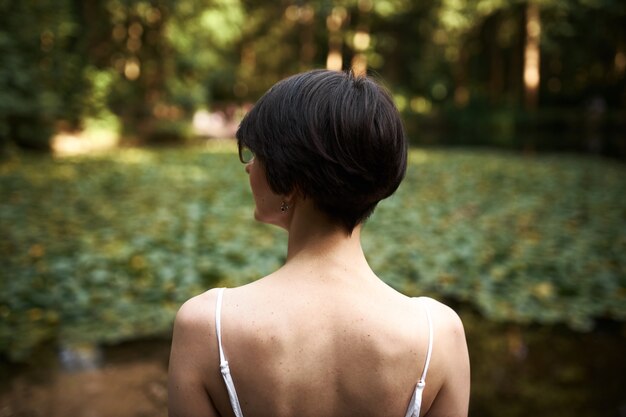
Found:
58,343 -> 104,372
0,309 -> 624,416
460,307 -> 626,417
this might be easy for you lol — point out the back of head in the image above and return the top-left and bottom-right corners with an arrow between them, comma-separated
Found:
236,69 -> 407,233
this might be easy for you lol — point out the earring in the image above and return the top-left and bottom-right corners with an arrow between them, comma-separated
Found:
280,201 -> 289,212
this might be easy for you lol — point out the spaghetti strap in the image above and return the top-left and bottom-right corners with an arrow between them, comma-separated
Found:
405,297 -> 434,417
215,288 -> 245,417
215,288 -> 227,366
419,300 -> 434,385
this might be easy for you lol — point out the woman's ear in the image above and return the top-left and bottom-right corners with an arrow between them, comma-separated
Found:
279,189 -> 302,214
289,186 -> 306,202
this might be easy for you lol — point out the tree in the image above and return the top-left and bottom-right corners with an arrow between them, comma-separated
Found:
0,0 -> 88,151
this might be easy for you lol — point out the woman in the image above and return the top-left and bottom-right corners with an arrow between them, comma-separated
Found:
168,70 -> 470,417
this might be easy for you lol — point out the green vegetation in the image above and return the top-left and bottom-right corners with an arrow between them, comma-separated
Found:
1,146 -> 624,360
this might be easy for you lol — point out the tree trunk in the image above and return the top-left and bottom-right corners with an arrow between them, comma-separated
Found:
523,2 -> 541,110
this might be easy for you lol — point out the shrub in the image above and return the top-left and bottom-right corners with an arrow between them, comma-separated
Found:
1,146 -> 624,360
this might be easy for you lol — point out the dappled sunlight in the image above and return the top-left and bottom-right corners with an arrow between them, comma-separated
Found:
52,129 -> 119,157
408,149 -> 429,164
192,109 -> 239,138
3,0 -> 624,157
200,138 -> 238,154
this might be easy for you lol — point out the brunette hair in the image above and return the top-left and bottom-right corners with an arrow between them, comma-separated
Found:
236,69 -> 407,233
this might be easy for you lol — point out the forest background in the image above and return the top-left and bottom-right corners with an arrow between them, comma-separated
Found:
1,0 -> 625,155
1,0 -> 625,416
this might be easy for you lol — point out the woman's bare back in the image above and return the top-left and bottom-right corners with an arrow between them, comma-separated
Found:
172,267 -> 469,417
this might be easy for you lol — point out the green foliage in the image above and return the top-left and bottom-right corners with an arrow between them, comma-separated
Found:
367,150 -> 625,330
2,0 -> 625,153
1,146 -> 625,360
0,0 -> 87,150
143,119 -> 193,144
165,0 -> 245,105
0,145 -> 283,360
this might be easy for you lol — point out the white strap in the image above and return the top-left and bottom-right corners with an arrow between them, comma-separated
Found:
405,298 -> 434,417
419,300 -> 433,384
215,288 -> 245,417
404,384 -> 420,417
215,287 -> 227,365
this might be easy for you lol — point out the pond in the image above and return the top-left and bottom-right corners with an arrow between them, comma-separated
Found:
459,306 -> 626,417
0,307 -> 624,417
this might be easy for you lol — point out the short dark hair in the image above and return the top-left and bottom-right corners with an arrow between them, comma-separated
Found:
236,69 -> 407,233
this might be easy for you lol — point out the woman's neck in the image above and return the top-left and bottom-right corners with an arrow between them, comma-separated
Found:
283,199 -> 370,273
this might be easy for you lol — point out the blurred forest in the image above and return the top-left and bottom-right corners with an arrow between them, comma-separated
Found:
1,0 -> 625,155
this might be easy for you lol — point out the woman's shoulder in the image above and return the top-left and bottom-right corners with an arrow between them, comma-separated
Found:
417,297 -> 467,355
417,297 -> 465,333
414,297 -> 470,415
171,288 -> 226,353
175,288 -> 221,325
169,289 -> 225,416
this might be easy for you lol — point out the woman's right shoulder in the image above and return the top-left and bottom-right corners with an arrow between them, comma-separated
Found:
169,289 -> 224,416
174,288 -> 222,332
